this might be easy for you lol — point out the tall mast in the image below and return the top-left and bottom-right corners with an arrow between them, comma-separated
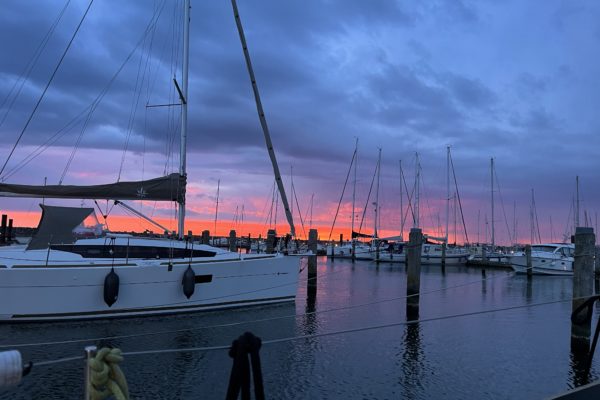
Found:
530,189 -> 535,244
351,138 -> 358,241
490,157 -> 495,249
177,0 -> 190,239
214,179 -> 220,238
374,148 -> 381,238
576,175 -> 580,228
513,200 -> 516,246
399,159 -> 403,241
445,146 -> 450,244
414,152 -> 420,228
231,0 -> 295,236
309,193 -> 314,229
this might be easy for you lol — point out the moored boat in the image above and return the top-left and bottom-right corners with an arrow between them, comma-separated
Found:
508,243 -> 574,275
0,0 -> 300,322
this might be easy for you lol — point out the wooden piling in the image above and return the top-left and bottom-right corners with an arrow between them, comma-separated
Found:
406,228 -> 422,320
229,230 -> 237,252
246,234 -> 251,254
201,230 -> 210,245
308,229 -> 318,290
257,234 -> 262,253
525,244 -> 532,278
6,219 -> 12,244
441,243 -> 446,270
266,229 -> 276,254
339,233 -> 343,245
571,227 -> 595,346
0,214 -> 6,244
595,245 -> 600,277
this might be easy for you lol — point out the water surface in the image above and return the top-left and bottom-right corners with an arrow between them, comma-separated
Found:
0,257 -> 597,399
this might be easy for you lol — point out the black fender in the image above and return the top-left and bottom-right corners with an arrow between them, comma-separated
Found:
104,268 -> 120,307
182,265 -> 196,299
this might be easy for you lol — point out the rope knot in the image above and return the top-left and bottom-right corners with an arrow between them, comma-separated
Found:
88,347 -> 129,400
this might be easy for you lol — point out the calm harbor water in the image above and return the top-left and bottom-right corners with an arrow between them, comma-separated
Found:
1,257 -> 599,399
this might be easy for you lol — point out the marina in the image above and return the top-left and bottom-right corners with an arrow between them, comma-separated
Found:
1,0 -> 600,398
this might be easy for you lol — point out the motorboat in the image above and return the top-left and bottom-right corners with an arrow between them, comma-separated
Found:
508,243 -> 574,275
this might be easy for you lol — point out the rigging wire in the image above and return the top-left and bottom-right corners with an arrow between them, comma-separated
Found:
117,12 -> 160,182
493,166 -> 514,245
1,1 -> 169,182
400,162 -> 415,233
449,151 -> 469,244
291,180 -> 307,239
356,159 -> 378,238
327,148 -> 356,241
418,165 -> 438,235
0,0 -> 95,179
0,0 -> 71,131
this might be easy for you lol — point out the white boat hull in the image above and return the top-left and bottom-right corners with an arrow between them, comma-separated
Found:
509,254 -> 572,276
420,253 -> 468,265
368,252 -> 468,265
0,253 -> 298,322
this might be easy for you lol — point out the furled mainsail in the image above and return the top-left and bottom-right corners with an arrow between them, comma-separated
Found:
0,173 -> 185,203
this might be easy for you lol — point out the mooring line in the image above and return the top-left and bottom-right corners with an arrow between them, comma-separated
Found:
28,296 -> 575,367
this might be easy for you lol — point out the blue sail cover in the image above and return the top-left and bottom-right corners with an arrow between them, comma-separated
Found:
0,173 -> 186,203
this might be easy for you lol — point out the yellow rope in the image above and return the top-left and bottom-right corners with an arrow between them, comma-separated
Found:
88,348 -> 129,400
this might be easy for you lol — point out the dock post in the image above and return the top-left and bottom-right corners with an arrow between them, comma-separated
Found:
441,243 -> 447,271
525,244 -> 532,278
375,239 -> 380,264
229,230 -> 237,252
308,229 -> 318,292
339,233 -> 343,246
481,247 -> 487,263
406,228 -> 423,320
0,214 -> 6,244
571,227 -> 595,349
246,234 -> 251,254
330,241 -> 335,261
83,345 -> 97,400
351,239 -> 356,263
201,230 -> 210,245
266,229 -> 276,254
7,219 -> 12,244
595,245 -> 600,277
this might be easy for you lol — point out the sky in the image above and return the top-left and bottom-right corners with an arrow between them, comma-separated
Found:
1,0 -> 600,245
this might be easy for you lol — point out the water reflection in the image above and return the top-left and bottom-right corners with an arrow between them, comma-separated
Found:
398,321 -> 425,400
526,275 -> 533,302
569,336 -> 591,387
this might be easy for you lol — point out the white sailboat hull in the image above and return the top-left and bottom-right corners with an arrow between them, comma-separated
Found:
420,253 -> 468,265
368,252 -> 467,264
0,250 -> 298,322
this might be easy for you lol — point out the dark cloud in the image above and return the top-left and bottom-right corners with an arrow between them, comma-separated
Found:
2,0 -> 600,244
445,73 -> 496,109
515,73 -> 547,97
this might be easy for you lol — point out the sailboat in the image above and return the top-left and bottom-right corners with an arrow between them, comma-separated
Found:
0,0 -> 299,322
